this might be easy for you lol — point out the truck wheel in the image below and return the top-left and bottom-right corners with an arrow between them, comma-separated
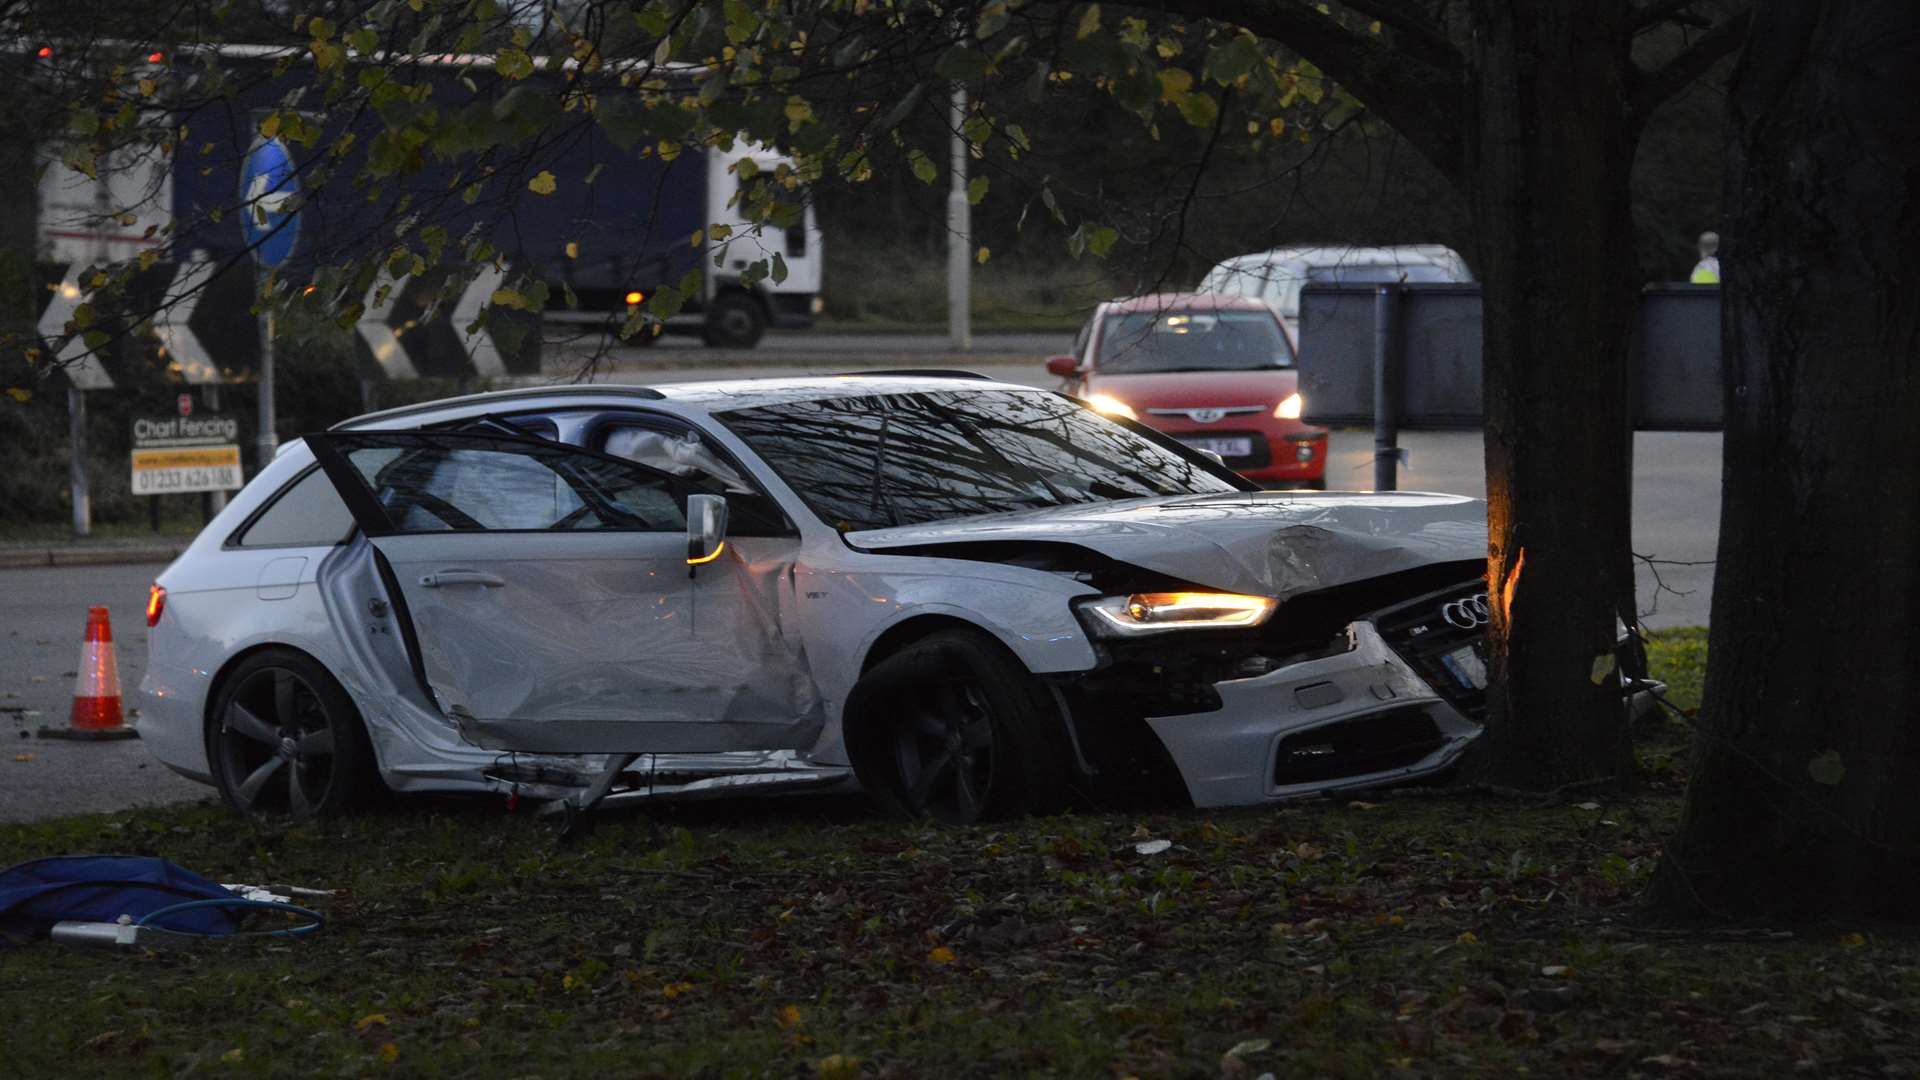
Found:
844,629 -> 1073,823
703,293 -> 766,348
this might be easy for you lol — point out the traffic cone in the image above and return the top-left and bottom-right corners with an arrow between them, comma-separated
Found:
39,607 -> 138,741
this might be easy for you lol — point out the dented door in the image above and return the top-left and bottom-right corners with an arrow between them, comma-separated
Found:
305,431 -> 819,754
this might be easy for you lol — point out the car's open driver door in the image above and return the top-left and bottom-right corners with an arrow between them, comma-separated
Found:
305,430 -> 816,755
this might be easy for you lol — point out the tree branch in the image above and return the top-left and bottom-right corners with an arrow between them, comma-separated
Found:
1631,0 -> 1713,33
1158,0 -> 1468,181
1328,0 -> 1457,70
1630,7 -> 1752,122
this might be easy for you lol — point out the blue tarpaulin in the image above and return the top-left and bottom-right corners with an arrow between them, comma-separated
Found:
0,856 -> 240,938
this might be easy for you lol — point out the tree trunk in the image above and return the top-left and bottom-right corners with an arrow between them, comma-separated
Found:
1466,3 -> 1639,790
1649,1 -> 1920,920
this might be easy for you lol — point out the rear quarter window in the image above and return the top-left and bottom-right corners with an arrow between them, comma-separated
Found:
234,467 -> 355,547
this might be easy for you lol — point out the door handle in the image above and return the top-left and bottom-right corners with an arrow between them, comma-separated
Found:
418,570 -> 507,589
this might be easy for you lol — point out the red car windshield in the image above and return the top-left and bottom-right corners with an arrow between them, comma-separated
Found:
1097,309 -> 1294,373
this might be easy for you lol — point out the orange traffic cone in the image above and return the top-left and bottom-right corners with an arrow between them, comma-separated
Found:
40,606 -> 138,741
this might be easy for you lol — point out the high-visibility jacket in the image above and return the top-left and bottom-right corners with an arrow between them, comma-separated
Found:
1690,256 -> 1721,284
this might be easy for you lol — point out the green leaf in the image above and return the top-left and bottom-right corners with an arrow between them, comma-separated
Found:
70,303 -> 94,331
1086,226 -> 1119,258
771,252 -> 788,285
1076,5 -> 1101,40
907,149 -> 937,185
1808,750 -> 1846,786
527,171 -> 557,195
1204,36 -> 1262,86
934,48 -> 991,82
347,27 -> 379,55
1157,68 -> 1194,104
966,176 -> 989,205
496,47 -> 534,80
1177,91 -> 1219,129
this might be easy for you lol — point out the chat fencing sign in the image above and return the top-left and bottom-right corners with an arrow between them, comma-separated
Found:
131,411 -> 243,495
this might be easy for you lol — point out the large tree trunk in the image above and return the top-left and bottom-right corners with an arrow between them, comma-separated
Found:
1466,3 -> 1639,790
1649,1 -> 1920,920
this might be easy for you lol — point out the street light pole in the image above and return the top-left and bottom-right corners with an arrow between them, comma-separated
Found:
946,84 -> 971,352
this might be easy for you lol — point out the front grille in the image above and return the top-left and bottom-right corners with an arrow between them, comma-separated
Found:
1271,706 -> 1450,786
1371,580 -> 1490,721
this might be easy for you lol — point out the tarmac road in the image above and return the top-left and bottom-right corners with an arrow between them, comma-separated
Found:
0,333 -> 1721,822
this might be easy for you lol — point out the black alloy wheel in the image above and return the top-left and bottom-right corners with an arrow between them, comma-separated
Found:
208,649 -> 373,819
846,629 -> 1074,823
890,680 -> 999,823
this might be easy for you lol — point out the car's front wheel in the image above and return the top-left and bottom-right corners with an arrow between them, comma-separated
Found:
205,649 -> 375,819
845,629 -> 1073,823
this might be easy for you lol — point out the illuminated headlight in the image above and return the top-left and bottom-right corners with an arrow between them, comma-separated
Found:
1274,392 -> 1304,420
1085,394 -> 1137,421
1078,592 -> 1278,636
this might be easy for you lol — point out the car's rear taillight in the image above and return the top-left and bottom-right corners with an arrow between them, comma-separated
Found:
147,583 -> 167,627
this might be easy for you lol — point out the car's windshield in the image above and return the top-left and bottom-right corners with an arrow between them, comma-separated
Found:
717,389 -> 1245,532
1096,309 -> 1293,373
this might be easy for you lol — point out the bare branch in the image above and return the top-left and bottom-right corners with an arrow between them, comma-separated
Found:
1632,0 -> 1714,33
1630,7 -> 1753,122
1329,0 -> 1458,70
1156,0 -> 1468,181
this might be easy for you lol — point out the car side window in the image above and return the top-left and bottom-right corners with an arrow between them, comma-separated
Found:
321,433 -> 687,534
1071,318 -> 1092,361
235,466 -> 355,547
595,418 -> 794,537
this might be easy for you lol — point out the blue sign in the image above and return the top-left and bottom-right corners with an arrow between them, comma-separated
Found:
238,137 -> 301,269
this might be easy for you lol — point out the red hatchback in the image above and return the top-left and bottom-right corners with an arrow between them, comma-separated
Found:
1047,293 -> 1329,488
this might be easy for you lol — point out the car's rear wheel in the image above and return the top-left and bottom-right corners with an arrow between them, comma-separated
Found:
845,629 -> 1072,823
206,649 -> 374,819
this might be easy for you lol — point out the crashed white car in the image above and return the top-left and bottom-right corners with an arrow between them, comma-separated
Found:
139,374 -> 1545,822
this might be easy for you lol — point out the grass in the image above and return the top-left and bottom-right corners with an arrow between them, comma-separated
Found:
3,635 -> 1914,1079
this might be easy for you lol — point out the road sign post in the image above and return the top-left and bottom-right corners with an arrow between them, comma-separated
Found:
239,136 -> 301,472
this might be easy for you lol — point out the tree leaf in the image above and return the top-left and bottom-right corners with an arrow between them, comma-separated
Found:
907,149 -> 937,185
527,171 -> 557,195
1808,750 -> 1846,786
966,176 -> 989,204
1086,225 -> 1119,258
1178,91 -> 1219,129
1075,5 -> 1101,41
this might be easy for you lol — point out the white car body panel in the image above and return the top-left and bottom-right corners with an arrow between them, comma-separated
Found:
137,377 -> 1535,812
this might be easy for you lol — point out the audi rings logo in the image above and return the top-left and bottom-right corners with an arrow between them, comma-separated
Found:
1441,593 -> 1491,629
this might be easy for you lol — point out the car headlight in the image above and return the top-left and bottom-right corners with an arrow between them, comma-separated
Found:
1085,393 -> 1137,421
1078,592 -> 1278,636
1274,392 -> 1304,420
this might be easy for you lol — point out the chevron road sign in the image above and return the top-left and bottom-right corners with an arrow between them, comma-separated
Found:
353,265 -> 540,380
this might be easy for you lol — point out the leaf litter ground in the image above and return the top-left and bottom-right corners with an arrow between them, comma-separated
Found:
2,629 -> 1914,1078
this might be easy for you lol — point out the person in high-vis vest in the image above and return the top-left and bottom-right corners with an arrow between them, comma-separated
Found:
1690,231 -> 1721,283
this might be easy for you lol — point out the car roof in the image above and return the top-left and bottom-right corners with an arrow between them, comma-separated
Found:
1100,292 -> 1273,315
330,373 -> 1043,430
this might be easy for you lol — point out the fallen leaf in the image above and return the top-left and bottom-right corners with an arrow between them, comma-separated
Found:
1457,931 -> 1480,945
1575,801 -> 1601,811
1839,932 -> 1866,948
815,1053 -> 862,1080
927,946 -> 956,965
1541,965 -> 1569,976
776,1005 -> 803,1028
378,1042 -> 399,1064
354,1013 -> 388,1032
220,1048 -> 244,1063
662,981 -> 695,998
1134,839 -> 1172,856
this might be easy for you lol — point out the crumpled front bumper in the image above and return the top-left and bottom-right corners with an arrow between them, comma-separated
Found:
1144,621 -> 1480,808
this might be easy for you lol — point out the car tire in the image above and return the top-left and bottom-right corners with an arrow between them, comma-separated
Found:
205,649 -> 377,820
844,629 -> 1073,824
702,293 -> 766,348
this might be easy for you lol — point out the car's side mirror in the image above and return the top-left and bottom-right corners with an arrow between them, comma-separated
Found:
1044,355 -> 1080,378
686,493 -> 729,574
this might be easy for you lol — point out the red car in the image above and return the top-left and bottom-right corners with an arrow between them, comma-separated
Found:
1047,293 -> 1329,489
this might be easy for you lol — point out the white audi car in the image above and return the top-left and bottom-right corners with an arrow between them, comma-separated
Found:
138,374 -> 1555,823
